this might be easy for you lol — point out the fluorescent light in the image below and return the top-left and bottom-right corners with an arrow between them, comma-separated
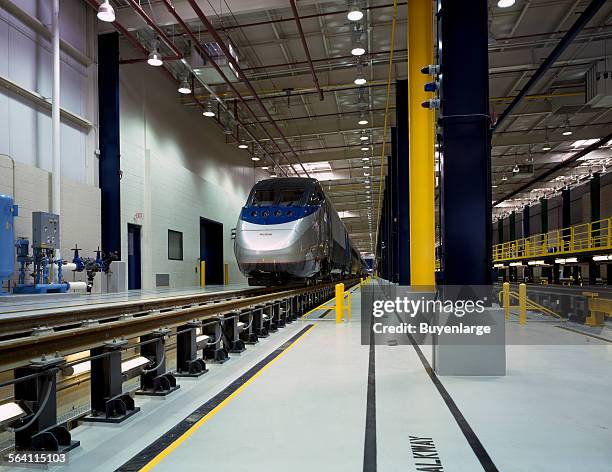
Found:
562,130 -> 573,136
0,402 -> 26,428
261,166 -> 269,170
593,255 -> 612,261
360,135 -> 369,141
362,156 -> 370,161
178,78 -> 191,94
97,0 -> 116,22
555,258 -> 566,264
251,156 -> 260,161
572,139 -> 599,148
542,145 -> 552,151
358,118 -> 369,125
354,75 -> 367,86
565,257 -> 578,263
347,4 -> 364,21
121,356 -> 151,374
493,263 -> 505,268
497,0 -> 515,7
527,260 -> 545,266
509,262 -> 523,267
238,142 -> 248,149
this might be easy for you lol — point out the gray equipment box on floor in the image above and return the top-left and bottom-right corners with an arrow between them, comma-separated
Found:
433,307 -> 506,376
32,212 -> 60,249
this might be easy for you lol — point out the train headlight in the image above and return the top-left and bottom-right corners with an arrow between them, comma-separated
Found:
251,211 -> 258,217
274,210 -> 282,217
262,210 -> 269,217
287,210 -> 293,217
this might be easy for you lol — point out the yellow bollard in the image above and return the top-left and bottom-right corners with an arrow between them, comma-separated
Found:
224,263 -> 229,285
503,282 -> 510,320
519,283 -> 527,325
347,292 -> 352,322
200,261 -> 206,287
335,283 -> 344,324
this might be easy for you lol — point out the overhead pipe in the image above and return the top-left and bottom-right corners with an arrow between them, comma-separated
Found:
185,0 -> 310,177
160,0 -> 295,176
494,131 -> 612,206
289,0 -> 324,101
51,0 -> 61,265
493,0 -> 607,130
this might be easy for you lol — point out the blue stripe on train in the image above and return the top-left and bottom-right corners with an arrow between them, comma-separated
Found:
240,205 -> 319,225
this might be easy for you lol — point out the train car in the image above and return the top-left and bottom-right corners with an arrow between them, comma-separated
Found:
234,177 -> 366,285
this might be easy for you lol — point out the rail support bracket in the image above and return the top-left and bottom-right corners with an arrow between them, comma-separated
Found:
136,331 -> 180,396
175,321 -> 208,377
13,356 -> 80,453
203,319 -> 229,363
84,338 -> 140,423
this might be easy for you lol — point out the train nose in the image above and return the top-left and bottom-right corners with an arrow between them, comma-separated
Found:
239,229 -> 293,252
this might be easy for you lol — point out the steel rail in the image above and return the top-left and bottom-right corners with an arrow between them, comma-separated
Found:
0,281 -> 351,371
0,286 -> 276,337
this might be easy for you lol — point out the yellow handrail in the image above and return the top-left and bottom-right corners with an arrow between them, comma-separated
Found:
493,217 -> 612,262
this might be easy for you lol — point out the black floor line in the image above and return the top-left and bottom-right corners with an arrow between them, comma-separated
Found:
383,291 -> 499,472
363,314 -> 377,472
318,308 -> 333,319
556,325 -> 612,343
115,325 -> 314,472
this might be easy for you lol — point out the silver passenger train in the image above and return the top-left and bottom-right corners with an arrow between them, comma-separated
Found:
234,177 -> 367,285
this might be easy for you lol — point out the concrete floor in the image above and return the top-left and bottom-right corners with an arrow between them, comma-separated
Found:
4,281 -> 611,471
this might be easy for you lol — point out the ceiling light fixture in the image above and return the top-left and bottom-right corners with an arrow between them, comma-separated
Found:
202,101 -> 215,117
251,156 -> 260,161
178,77 -> 191,95
147,39 -> 163,67
542,144 -> 552,151
347,3 -> 364,22
351,40 -> 366,56
97,0 -> 116,22
360,134 -> 369,141
513,163 -> 520,173
354,73 -> 367,86
497,0 -> 515,7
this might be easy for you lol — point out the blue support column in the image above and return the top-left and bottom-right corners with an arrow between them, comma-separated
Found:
439,0 -> 491,286
390,129 -> 399,283
395,80 -> 410,285
99,33 -> 122,259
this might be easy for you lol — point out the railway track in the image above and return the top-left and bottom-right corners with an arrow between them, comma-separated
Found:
0,280 -> 356,372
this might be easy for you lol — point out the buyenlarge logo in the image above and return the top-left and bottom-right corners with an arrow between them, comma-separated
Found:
372,297 -> 485,318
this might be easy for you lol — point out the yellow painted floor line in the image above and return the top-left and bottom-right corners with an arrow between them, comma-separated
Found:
140,324 -> 316,471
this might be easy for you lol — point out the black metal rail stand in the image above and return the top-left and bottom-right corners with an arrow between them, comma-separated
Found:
85,339 -> 140,423
175,321 -> 208,377
266,304 -> 278,333
275,302 -> 286,328
283,299 -> 293,324
203,319 -> 229,363
136,329 -> 180,396
223,312 -> 246,353
239,309 -> 258,344
252,305 -> 269,338
13,357 -> 80,452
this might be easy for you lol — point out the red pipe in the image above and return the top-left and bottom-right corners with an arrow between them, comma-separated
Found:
289,0 -> 324,101
161,0 -> 294,175
185,0 -> 310,177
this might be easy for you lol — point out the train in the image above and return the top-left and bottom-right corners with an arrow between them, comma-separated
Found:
234,177 -> 367,286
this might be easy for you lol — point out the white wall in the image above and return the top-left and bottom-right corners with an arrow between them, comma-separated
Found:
0,0 -> 97,184
119,61 -> 263,289
0,1 -> 101,288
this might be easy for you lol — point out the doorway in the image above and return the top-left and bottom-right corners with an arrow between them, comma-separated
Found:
127,224 -> 141,290
200,217 -> 224,285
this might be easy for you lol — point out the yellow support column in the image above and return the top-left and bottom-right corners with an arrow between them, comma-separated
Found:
408,0 -> 435,286
503,282 -> 510,320
200,260 -> 206,287
347,292 -> 352,322
224,263 -> 229,285
519,283 -> 527,325
335,283 -> 344,324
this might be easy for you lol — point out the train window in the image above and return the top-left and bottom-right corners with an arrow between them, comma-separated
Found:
278,188 -> 305,207
309,191 -> 324,206
251,189 -> 275,207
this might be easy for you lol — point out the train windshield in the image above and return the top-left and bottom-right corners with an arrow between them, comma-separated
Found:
248,179 -> 314,207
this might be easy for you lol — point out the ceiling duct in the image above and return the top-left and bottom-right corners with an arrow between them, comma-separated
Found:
585,61 -> 612,108
190,40 -> 240,83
